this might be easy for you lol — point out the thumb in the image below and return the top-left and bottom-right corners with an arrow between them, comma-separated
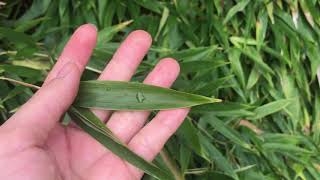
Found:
5,62 -> 80,143
1,24 -> 97,146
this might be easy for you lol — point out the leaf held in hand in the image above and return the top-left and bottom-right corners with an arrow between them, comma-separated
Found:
68,107 -> 174,180
74,80 -> 221,110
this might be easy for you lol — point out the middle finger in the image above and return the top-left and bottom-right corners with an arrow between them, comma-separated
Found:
91,30 -> 152,121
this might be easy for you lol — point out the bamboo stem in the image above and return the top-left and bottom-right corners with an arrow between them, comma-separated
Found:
238,120 -> 263,135
0,77 -> 40,90
160,149 -> 185,180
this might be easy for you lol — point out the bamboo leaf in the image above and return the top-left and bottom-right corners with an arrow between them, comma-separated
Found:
237,46 -> 274,75
203,114 -> 252,150
228,48 -> 245,88
256,9 -> 268,50
180,60 -> 228,73
246,65 -> 260,89
158,46 -> 217,62
223,0 -> 251,24
0,27 -> 38,57
74,80 -> 221,110
262,143 -> 313,155
68,106 -> 173,180
155,7 -> 169,40
3,1 -> 320,179
15,17 -> 50,32
251,99 -> 292,119
0,27 -> 37,48
192,102 -> 254,117
97,20 -> 133,46
199,134 -> 239,180
16,0 -> 52,24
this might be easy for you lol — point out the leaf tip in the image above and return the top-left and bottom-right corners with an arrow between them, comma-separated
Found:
211,98 -> 223,103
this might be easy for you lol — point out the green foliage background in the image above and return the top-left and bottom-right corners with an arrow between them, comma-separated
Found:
1,0 -> 320,179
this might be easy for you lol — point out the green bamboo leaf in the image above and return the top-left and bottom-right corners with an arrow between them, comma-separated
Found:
0,65 -> 41,78
230,36 -> 257,47
59,0 -> 68,19
194,75 -> 234,96
192,102 -> 255,117
202,114 -> 252,150
262,143 -> 313,154
16,0 -> 52,24
155,7 -> 169,40
74,80 -> 221,110
307,164 -> 320,180
251,99 -> 292,119
158,46 -> 217,62
15,17 -> 50,32
305,43 -> 320,80
312,92 -> 320,143
199,134 -> 239,180
97,20 -> 133,46
303,0 -> 320,26
180,60 -> 228,73
223,0 -> 251,24
256,9 -> 268,50
212,15 -> 230,48
0,86 -> 26,104
0,27 -> 38,56
99,1 -> 116,27
246,65 -> 260,89
3,1 -> 320,178
68,107 -> 173,180
11,59 -> 50,71
176,118 -> 202,155
0,27 -> 37,48
228,48 -> 245,88
97,0 -> 108,26
261,45 -> 291,65
262,134 -> 316,152
265,1 -> 275,24
133,0 -> 163,14
237,46 -> 274,75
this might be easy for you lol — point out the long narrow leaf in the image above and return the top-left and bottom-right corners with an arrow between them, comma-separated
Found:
68,106 -> 173,180
74,80 -> 221,110
251,99 -> 292,119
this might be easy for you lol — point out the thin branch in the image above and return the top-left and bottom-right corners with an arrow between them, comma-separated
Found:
85,66 -> 102,74
160,149 -> 185,180
0,77 -> 40,90
184,167 -> 209,175
238,120 -> 263,135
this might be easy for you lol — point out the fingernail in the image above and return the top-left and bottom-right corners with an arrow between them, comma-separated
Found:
57,62 -> 76,78
88,23 -> 97,31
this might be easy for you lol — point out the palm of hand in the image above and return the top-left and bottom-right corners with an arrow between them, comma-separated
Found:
0,124 -> 136,180
0,24 -> 188,180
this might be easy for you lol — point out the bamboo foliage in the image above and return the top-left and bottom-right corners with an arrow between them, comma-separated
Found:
1,1 -> 320,179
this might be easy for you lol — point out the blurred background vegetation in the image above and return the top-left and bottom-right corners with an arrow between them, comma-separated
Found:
1,0 -> 320,179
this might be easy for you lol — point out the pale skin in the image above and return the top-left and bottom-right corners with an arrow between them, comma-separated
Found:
0,24 -> 189,180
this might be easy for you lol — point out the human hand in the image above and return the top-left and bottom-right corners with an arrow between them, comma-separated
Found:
0,24 -> 189,180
